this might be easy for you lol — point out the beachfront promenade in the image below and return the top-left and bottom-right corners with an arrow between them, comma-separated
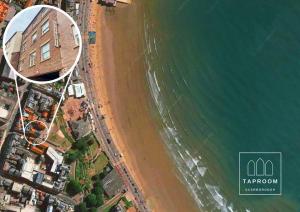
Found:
77,1 -> 148,211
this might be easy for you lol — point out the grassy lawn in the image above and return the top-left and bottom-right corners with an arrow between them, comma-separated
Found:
75,160 -> 87,181
88,136 -> 100,159
55,109 -> 76,143
93,153 -> 109,173
48,126 -> 73,150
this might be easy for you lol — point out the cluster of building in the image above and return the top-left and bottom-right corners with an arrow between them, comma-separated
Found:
0,175 -> 73,211
66,80 -> 93,139
0,80 -> 16,124
0,1 -> 138,212
0,81 -> 75,211
0,133 -> 73,211
1,133 -> 70,192
0,1 -> 90,211
12,86 -> 59,144
67,82 -> 86,99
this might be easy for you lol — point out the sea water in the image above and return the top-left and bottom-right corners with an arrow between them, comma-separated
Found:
143,0 -> 300,211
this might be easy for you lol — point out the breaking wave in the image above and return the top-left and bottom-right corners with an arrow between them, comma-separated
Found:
143,13 -> 237,212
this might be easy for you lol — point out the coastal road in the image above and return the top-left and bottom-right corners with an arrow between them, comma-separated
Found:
77,1 -> 149,211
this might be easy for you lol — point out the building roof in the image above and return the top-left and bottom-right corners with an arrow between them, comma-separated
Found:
69,119 -> 91,140
12,182 -> 22,193
73,83 -> 86,98
4,6 -> 16,22
0,107 -> 9,119
67,85 -> 74,96
101,169 -> 124,198
42,181 -> 54,189
46,205 -> 53,212
46,147 -> 63,173
0,2 -> 9,22
34,172 -> 44,184
21,157 -> 35,181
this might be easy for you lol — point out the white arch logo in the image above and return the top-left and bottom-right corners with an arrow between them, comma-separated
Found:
239,152 -> 282,195
247,158 -> 273,177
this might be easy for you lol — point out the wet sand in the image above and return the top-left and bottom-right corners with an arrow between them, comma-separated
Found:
88,1 -> 198,211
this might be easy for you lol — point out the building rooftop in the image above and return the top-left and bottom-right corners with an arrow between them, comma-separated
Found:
46,147 -> 63,173
67,85 -> 74,96
69,119 -> 91,140
21,157 -> 35,181
0,107 -> 9,119
11,182 -> 23,193
4,6 -> 16,22
101,169 -> 124,198
73,83 -> 86,98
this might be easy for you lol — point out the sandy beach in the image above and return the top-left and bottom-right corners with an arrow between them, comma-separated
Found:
88,1 -> 198,211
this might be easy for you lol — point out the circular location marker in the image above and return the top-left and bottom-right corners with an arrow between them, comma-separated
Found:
24,120 -> 49,145
3,5 -> 82,84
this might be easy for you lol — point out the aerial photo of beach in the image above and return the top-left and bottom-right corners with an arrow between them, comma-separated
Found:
0,0 -> 299,212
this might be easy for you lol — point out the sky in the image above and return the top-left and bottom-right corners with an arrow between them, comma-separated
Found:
4,7 -> 41,43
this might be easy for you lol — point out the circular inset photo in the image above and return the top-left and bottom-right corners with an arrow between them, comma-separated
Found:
24,120 -> 49,145
3,5 -> 82,84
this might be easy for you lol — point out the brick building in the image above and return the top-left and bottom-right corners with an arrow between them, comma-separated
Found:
15,7 -> 80,81
2,31 -> 22,80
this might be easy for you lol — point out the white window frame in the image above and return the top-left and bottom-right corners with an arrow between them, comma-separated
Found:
29,51 -> 36,67
41,20 -> 49,35
71,25 -> 80,46
41,43 -> 50,61
32,32 -> 37,43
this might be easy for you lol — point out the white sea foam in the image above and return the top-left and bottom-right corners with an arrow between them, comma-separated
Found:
143,15 -> 237,211
153,37 -> 159,56
205,184 -> 236,212
153,71 -> 161,92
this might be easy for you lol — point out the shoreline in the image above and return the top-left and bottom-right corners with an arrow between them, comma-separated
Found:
88,1 -> 199,211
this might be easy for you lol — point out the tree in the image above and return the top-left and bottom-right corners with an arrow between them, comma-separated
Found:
95,194 -> 104,207
75,202 -> 88,212
87,137 -> 94,146
92,185 -> 103,195
73,140 -> 89,153
66,179 -> 82,196
65,151 -> 80,164
85,193 -> 97,207
89,208 -> 97,212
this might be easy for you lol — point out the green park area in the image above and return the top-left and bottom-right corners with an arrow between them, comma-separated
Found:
64,131 -> 111,211
55,109 -> 76,143
47,110 -> 75,150
93,152 -> 109,173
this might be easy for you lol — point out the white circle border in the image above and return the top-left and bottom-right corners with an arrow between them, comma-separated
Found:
2,5 -> 83,85
24,120 -> 49,146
